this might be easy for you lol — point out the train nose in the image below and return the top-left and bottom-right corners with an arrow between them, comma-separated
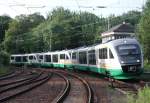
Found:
121,64 -> 141,73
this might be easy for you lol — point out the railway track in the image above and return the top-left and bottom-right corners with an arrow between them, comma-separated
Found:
0,69 -> 52,103
51,71 -> 70,103
0,70 -> 14,78
4,67 -> 149,103
68,70 -> 147,102
0,71 -> 38,87
42,69 -> 92,103
0,72 -> 41,94
0,70 -> 23,81
4,68 -> 70,103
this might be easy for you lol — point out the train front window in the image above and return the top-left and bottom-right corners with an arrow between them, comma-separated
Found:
116,44 -> 141,63
117,44 -> 140,56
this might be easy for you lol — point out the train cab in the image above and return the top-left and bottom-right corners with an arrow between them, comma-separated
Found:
109,38 -> 143,79
115,39 -> 143,73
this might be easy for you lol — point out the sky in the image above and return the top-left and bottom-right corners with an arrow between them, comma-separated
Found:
0,0 -> 146,18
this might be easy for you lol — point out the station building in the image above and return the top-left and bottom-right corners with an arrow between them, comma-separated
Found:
101,22 -> 135,43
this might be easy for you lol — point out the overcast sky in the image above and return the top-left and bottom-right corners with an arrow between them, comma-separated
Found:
0,0 -> 146,18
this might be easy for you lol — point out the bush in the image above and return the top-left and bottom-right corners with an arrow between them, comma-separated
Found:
144,61 -> 150,72
0,50 -> 10,66
0,66 -> 10,75
127,86 -> 150,103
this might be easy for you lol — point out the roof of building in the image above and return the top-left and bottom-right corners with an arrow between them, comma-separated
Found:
102,22 -> 134,34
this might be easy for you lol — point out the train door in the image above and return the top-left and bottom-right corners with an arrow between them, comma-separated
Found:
88,49 -> 96,72
108,48 -> 114,66
38,54 -> 44,63
60,53 -> 65,68
98,48 -> 108,74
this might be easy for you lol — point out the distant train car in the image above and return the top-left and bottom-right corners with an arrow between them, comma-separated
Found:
10,54 -> 23,66
37,52 -> 52,68
10,38 -> 143,79
10,53 -> 38,67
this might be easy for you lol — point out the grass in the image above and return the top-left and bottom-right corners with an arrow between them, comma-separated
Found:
127,86 -> 150,103
0,66 -> 10,76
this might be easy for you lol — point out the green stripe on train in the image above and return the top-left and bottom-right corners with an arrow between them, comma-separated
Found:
12,62 -> 143,79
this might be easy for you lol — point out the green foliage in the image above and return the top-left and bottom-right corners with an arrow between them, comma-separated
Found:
31,7 -> 104,51
4,13 -> 45,53
0,50 -> 9,66
0,66 -> 10,75
0,15 -> 11,43
2,7 -> 142,54
143,61 -> 150,72
109,11 -> 141,28
138,0 -> 150,63
127,86 -> 150,103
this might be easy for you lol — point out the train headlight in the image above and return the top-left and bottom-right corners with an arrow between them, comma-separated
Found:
121,61 -> 124,63
137,60 -> 140,62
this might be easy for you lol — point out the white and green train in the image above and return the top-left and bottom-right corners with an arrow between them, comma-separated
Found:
10,38 -> 143,79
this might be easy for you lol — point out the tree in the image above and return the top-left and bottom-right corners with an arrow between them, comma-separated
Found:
138,0 -> 150,63
4,13 -> 45,53
0,15 -> 11,43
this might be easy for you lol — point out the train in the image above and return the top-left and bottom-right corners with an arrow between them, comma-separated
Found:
10,37 -> 143,79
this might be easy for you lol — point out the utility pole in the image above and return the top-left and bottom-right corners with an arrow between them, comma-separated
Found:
50,30 -> 52,51
107,17 -> 110,30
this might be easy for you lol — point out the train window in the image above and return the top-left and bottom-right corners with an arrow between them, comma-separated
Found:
22,56 -> 27,62
109,49 -> 114,59
11,56 -> 15,60
72,52 -> 76,59
33,56 -> 36,60
99,48 -> 107,59
99,49 -> 102,59
45,55 -> 51,62
88,50 -> 96,65
117,44 -> 140,55
39,55 -> 43,59
29,56 -> 33,60
60,54 -> 65,59
79,51 -> 87,64
15,56 -> 21,62
69,53 -> 71,58
53,54 -> 58,62
66,55 -> 69,59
